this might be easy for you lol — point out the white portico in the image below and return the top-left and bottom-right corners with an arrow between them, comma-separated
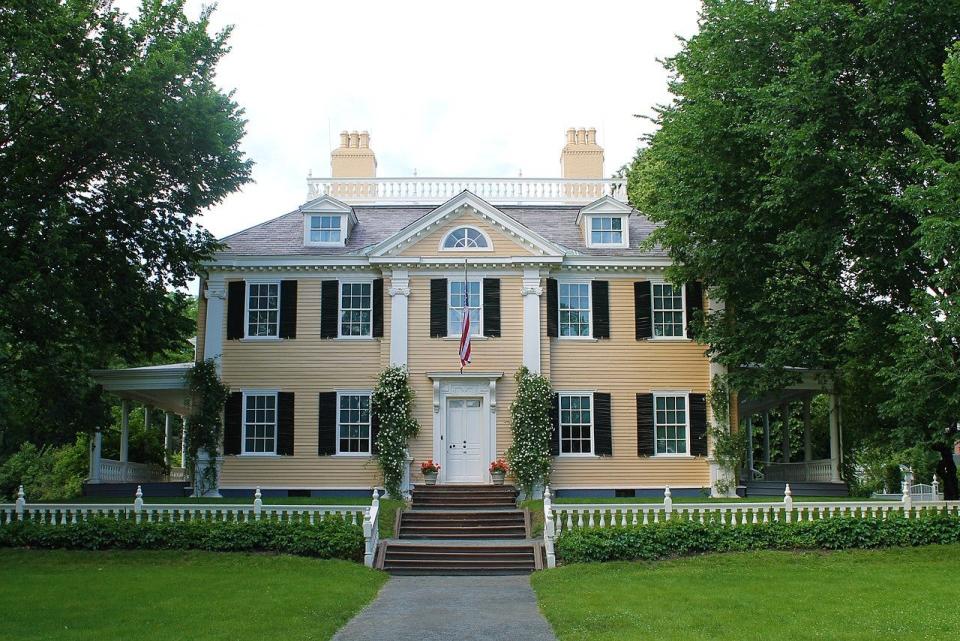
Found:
428,371 -> 502,484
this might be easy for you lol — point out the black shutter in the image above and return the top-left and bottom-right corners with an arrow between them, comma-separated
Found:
226,281 -> 245,340
483,278 -> 501,338
372,278 -> 384,338
547,278 -> 558,338
370,402 -> 380,455
550,393 -> 560,456
430,278 -> 448,338
690,393 -> 708,457
318,392 -> 337,455
685,281 -> 704,339
223,392 -> 242,455
636,393 -> 654,456
277,392 -> 295,456
594,392 -> 612,456
592,280 -> 610,339
320,280 -> 339,339
279,280 -> 297,339
634,281 -> 652,340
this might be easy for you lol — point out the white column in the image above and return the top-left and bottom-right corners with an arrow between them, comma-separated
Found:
521,269 -> 543,373
119,399 -> 130,464
746,416 -> 754,478
181,416 -> 188,466
203,275 -> 227,372
829,393 -> 841,482
762,411 -> 771,464
164,412 -> 173,467
802,396 -> 812,462
89,430 -> 102,483
388,270 -> 410,367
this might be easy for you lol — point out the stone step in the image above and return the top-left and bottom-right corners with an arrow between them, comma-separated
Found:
399,527 -> 527,539
380,543 -> 538,575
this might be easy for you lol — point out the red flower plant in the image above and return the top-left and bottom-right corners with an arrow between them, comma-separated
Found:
489,458 -> 509,474
421,459 -> 440,474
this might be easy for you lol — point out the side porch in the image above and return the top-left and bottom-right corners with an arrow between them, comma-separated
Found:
88,363 -> 194,496
737,369 -> 846,496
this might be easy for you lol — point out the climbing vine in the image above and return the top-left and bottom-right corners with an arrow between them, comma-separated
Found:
372,366 -> 420,498
185,359 -> 230,496
707,373 -> 746,495
507,366 -> 554,496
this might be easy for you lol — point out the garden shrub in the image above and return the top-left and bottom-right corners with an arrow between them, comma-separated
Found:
554,512 -> 960,563
0,438 -> 88,501
0,516 -> 364,561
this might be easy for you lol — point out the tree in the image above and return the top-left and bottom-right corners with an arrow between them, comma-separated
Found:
628,2 -> 960,477
0,0 -> 251,453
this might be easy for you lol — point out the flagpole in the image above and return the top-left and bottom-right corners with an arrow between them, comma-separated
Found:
460,258 -> 468,373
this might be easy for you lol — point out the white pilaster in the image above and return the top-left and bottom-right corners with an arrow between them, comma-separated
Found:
203,275 -> 227,372
829,393 -> 841,482
388,270 -> 410,367
521,269 -> 543,373
119,399 -> 130,464
89,431 -> 102,483
181,416 -> 188,466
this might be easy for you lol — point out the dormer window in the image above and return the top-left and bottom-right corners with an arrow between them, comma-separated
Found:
309,215 -> 343,244
441,226 -> 491,251
590,217 -> 624,245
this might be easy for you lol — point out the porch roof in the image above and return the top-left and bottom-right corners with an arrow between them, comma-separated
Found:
90,362 -> 192,415
737,367 -> 835,417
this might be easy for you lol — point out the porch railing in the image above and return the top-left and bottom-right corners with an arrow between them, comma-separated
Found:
96,459 -> 185,483
541,484 -> 960,569
1,485 -> 383,568
762,459 -> 834,483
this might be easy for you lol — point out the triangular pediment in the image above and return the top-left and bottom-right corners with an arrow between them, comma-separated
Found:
368,191 -> 566,258
575,195 -> 634,225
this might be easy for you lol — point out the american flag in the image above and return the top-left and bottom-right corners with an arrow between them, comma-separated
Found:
459,282 -> 472,370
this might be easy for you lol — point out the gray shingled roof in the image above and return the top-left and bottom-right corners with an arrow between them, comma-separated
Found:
218,204 -> 667,258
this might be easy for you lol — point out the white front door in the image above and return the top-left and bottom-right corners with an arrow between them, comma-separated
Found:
445,397 -> 484,483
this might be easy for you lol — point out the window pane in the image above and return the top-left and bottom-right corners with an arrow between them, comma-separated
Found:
444,227 -> 488,249
447,281 -> 482,336
654,394 -> 688,455
558,283 -> 590,337
559,394 -> 593,455
243,394 -> 277,454
338,393 -> 372,454
247,283 -> 280,337
652,283 -> 684,337
340,283 -> 372,337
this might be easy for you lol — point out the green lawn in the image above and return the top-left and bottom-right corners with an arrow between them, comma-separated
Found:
0,549 -> 387,641
532,545 -> 960,641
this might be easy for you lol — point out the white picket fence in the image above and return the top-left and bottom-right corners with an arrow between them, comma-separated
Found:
0,485 -> 383,568
541,484 -> 960,569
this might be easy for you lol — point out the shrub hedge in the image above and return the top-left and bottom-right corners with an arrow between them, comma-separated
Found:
555,513 -> 960,563
0,517 -> 364,561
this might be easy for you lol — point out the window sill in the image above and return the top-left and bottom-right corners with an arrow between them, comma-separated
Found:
555,336 -> 598,342
335,336 -> 379,341
237,453 -> 280,457
650,337 -> 691,343
651,454 -> 695,459
442,335 -> 488,341
241,337 -> 282,342
556,453 -> 599,458
333,453 -> 373,458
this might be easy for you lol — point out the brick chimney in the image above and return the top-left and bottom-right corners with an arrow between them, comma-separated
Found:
560,127 -> 604,179
331,130 -> 377,178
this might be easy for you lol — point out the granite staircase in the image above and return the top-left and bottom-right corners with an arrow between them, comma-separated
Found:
377,485 -> 541,575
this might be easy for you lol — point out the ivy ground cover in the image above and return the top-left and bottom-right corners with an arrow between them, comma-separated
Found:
0,549 -> 387,641
531,545 -> 960,641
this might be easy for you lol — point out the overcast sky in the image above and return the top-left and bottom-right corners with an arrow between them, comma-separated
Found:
116,0 -> 701,241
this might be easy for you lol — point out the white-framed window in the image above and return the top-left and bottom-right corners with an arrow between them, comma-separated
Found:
654,393 -> 689,455
652,283 -> 685,338
339,281 -> 372,338
447,280 -> 483,337
243,391 -> 278,455
441,226 -> 491,250
337,391 -> 372,455
246,281 -> 280,338
559,393 -> 594,455
558,282 -> 591,337
308,215 -> 343,245
590,216 -> 624,245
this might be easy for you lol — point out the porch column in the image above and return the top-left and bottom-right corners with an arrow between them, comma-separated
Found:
762,411 -> 771,464
388,270 -> 410,367
802,396 -> 812,462
181,416 -> 188,466
203,275 -> 227,373
119,399 -> 130,464
746,416 -> 754,478
164,412 -> 173,467
521,269 -> 543,374
780,402 -> 791,462
829,393 -> 841,482
89,430 -> 102,483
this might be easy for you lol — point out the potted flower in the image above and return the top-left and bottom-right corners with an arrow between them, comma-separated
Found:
421,459 -> 440,485
489,459 -> 509,486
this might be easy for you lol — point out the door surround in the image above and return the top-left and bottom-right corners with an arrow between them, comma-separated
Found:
428,371 -> 502,485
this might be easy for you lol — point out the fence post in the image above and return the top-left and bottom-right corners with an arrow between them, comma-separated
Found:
664,485 -> 673,520
254,487 -> 262,521
932,476 -> 940,500
15,485 -> 25,521
784,483 -> 793,523
134,485 -> 143,524
543,485 -> 556,569
363,488 -> 379,568
901,478 -> 912,517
